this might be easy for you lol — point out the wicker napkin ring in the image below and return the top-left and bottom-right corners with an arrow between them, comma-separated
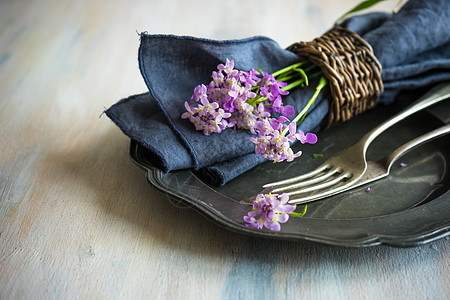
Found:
286,26 -> 384,127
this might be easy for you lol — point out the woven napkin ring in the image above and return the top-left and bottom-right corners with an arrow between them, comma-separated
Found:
286,26 -> 384,127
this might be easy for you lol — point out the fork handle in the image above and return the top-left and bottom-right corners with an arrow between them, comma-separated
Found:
361,83 -> 450,152
382,123 -> 450,172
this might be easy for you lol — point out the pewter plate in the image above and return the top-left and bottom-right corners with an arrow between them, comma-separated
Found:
130,93 -> 450,247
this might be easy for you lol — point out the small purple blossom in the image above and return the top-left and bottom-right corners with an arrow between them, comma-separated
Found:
275,104 -> 295,118
297,130 -> 318,144
250,119 -> 318,163
218,58 -> 238,76
269,116 -> 289,131
268,81 -> 289,101
250,123 -> 303,163
181,98 -> 233,135
191,84 -> 208,103
244,193 -> 297,231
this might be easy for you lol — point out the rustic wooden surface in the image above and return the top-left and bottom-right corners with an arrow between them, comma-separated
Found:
0,0 -> 449,299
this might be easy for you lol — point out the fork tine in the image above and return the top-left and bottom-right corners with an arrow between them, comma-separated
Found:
287,180 -> 353,204
270,167 -> 343,193
289,192 -> 330,204
284,172 -> 351,196
263,164 -> 331,188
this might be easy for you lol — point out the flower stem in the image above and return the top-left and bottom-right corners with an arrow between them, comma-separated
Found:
280,68 -> 322,92
252,71 -> 312,105
281,78 -> 306,91
292,75 -> 328,124
290,205 -> 307,217
272,61 -> 308,78
252,96 -> 269,105
275,73 -> 299,83
282,75 -> 328,136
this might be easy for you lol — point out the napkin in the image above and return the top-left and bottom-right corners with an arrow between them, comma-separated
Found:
106,0 -> 450,186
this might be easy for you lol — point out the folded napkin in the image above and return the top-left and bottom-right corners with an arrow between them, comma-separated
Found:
106,0 -> 450,186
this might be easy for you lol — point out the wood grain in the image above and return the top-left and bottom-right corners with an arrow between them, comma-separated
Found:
0,0 -> 448,299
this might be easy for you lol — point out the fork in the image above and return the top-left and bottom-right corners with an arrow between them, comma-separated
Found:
249,83 -> 450,205
285,123 -> 450,203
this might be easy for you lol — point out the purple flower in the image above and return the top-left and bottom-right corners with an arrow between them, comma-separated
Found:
182,97 -> 233,135
236,104 -> 259,132
218,58 -> 238,76
270,81 -> 289,97
266,82 -> 289,103
260,84 -> 270,98
286,122 -> 318,145
243,192 -> 297,231
250,117 -> 304,163
239,69 -> 260,88
191,84 -> 208,103
181,101 -> 197,123
271,96 -> 295,117
297,130 -> 318,144
258,71 -> 276,87
279,105 -> 295,117
269,116 -> 288,131
267,102 -> 293,119
211,71 -> 224,85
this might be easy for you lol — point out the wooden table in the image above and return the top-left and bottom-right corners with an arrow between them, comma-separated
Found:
1,0 -> 448,298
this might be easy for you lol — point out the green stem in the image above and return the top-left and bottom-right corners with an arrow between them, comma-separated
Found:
275,73 -> 298,83
306,70 -> 323,81
274,62 -> 317,84
281,78 -> 305,91
303,64 -> 318,72
254,97 -> 268,105
272,61 -> 308,78
290,205 -> 307,217
279,69 -> 323,92
293,75 -> 328,124
249,63 -> 324,110
281,75 -> 328,136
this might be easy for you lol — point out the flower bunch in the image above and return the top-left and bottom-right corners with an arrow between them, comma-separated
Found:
249,117 -> 318,162
182,59 -> 294,134
243,192 -> 306,231
182,59 -> 327,163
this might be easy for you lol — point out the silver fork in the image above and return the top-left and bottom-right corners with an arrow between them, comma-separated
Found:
286,123 -> 450,204
252,83 -> 450,204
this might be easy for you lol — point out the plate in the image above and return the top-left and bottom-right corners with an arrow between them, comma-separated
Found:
130,92 -> 450,247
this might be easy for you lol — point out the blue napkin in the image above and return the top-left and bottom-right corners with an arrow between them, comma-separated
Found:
106,0 -> 450,186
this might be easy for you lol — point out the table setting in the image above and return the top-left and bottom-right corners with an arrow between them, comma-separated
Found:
1,0 -> 449,298
106,0 -> 450,245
